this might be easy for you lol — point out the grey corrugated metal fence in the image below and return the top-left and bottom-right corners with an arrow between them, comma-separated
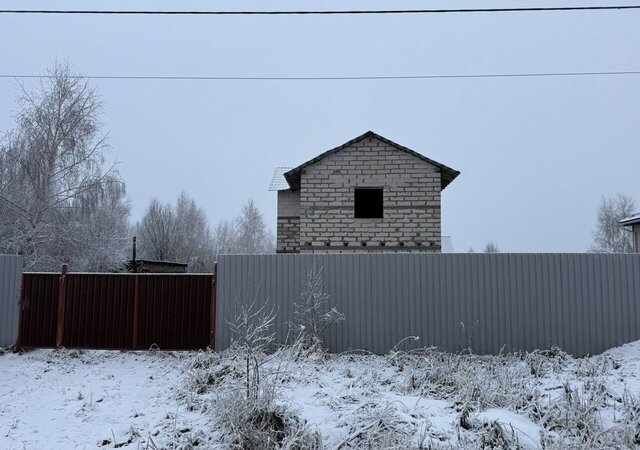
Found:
216,253 -> 640,356
0,255 -> 22,348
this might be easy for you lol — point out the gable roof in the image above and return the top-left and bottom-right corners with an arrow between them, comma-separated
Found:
283,131 -> 460,191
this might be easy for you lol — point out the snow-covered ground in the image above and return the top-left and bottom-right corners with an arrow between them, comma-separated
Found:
0,350 -> 207,449
1,341 -> 639,449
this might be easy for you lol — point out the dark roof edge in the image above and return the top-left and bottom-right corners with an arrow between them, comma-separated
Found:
129,259 -> 188,266
283,131 -> 460,191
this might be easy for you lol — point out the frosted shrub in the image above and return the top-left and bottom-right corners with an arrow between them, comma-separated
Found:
177,349 -> 244,412
292,264 -> 344,353
334,403 -> 416,449
228,300 -> 277,399
213,384 -> 321,450
404,350 -> 534,411
206,300 -> 324,449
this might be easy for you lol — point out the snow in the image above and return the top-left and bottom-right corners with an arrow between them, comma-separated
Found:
475,409 -> 541,449
0,350 -> 206,449
1,341 -> 640,448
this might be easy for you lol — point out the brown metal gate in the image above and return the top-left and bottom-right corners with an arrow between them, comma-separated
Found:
18,268 -> 216,351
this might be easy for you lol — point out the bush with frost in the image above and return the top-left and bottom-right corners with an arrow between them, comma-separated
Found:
292,264 -> 344,353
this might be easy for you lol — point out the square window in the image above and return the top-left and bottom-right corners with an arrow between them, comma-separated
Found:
354,188 -> 383,218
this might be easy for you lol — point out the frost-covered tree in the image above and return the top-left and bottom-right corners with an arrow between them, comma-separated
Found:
136,192 -> 215,272
483,242 -> 500,253
210,200 -> 274,257
234,199 -> 274,254
590,194 -> 635,253
173,192 -> 216,271
62,177 -> 130,271
292,264 -> 344,351
0,62 -> 129,271
136,198 -> 176,261
212,219 -> 238,256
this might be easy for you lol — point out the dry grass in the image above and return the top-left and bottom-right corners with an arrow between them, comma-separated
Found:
174,343 -> 640,449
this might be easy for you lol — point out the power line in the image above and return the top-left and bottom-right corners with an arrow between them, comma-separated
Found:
0,71 -> 638,82
0,5 -> 639,15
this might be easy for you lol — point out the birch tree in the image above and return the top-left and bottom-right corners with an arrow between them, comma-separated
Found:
234,199 -> 275,254
212,219 -> 238,256
0,62 -> 129,271
590,194 -> 635,253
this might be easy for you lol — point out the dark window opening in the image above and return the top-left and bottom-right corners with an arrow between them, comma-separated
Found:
354,188 -> 383,218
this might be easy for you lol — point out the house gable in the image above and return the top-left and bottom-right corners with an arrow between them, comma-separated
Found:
284,131 -> 459,191
275,131 -> 459,253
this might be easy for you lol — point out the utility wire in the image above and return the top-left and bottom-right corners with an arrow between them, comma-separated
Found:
0,5 -> 639,15
0,71 -> 638,82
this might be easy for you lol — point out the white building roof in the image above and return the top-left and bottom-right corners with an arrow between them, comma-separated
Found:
268,167 -> 293,191
620,213 -> 640,226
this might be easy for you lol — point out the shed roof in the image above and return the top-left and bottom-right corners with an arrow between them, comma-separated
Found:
620,213 -> 640,226
283,131 -> 460,191
130,259 -> 188,267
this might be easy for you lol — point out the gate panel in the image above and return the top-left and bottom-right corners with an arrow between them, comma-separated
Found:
19,272 -> 215,351
137,275 -> 211,350
63,274 -> 135,349
19,273 -> 59,348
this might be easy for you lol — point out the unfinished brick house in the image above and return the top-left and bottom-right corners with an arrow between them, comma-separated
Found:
270,131 -> 460,253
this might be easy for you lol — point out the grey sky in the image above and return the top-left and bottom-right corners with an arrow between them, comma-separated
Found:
1,1 -> 638,252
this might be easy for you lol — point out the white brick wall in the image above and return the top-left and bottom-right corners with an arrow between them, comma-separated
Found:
276,217 -> 300,253
277,135 -> 443,253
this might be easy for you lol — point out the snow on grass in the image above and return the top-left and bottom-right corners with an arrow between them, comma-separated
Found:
1,341 -> 640,449
0,350 -> 208,449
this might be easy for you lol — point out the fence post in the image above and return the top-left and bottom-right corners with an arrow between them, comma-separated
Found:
132,275 -> 140,350
210,263 -> 217,350
55,264 -> 68,349
16,273 -> 26,350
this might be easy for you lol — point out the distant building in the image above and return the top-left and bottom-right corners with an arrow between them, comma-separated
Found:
620,213 -> 640,253
127,259 -> 188,273
126,237 -> 188,273
271,131 -> 460,253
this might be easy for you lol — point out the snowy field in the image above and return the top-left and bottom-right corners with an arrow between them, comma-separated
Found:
1,342 -> 640,449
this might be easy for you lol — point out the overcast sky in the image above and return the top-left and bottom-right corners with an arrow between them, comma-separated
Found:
1,0 -> 638,252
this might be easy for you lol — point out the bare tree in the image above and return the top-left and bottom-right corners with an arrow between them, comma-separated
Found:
590,194 -> 636,253
234,199 -> 274,254
483,242 -> 500,253
212,219 -> 238,256
292,264 -> 344,352
136,192 -> 215,271
0,62 -> 128,271
136,199 -> 176,261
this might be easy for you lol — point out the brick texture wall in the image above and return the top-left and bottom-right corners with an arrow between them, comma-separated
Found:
277,217 -> 300,253
276,191 -> 301,253
276,135 -> 443,253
